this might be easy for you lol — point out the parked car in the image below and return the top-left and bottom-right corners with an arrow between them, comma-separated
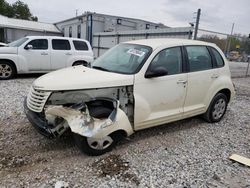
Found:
0,42 -> 6,47
0,36 -> 93,80
24,39 -> 235,155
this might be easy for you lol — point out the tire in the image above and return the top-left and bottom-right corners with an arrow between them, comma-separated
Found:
73,133 -> 118,156
73,61 -> 88,67
0,61 -> 16,80
203,93 -> 228,123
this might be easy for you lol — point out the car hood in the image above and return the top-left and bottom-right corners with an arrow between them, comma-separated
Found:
33,66 -> 134,91
0,47 -> 18,54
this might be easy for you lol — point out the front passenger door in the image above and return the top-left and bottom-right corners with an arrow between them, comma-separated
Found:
134,47 -> 188,130
20,39 -> 50,71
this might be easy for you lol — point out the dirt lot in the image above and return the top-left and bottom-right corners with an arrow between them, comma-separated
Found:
0,64 -> 249,187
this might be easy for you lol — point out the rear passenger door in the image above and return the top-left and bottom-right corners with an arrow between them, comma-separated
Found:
51,39 -> 72,70
183,45 -> 218,117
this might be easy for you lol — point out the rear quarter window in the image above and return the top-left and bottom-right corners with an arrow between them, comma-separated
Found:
211,48 -> 224,67
73,40 -> 89,51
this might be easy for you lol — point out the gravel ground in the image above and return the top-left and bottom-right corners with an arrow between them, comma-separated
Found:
0,72 -> 250,187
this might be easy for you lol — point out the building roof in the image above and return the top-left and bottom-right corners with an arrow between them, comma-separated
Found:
0,14 -> 61,33
55,12 -> 168,27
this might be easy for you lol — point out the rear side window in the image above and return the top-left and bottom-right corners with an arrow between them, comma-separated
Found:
52,39 -> 71,50
149,47 -> 182,75
211,48 -> 224,67
186,46 -> 212,72
25,39 -> 48,50
73,40 -> 88,51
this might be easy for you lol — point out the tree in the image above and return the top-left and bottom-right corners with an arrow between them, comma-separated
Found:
0,0 -> 38,21
199,34 -> 250,54
199,35 -> 227,51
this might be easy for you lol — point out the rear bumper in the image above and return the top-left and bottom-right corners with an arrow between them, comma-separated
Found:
24,97 -> 55,138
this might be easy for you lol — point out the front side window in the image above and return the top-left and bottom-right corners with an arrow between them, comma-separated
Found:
25,39 -> 48,50
149,47 -> 182,75
186,46 -> 212,72
92,43 -> 152,74
211,48 -> 224,67
52,39 -> 71,50
73,40 -> 88,51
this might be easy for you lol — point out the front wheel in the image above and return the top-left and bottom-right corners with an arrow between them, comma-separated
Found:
203,93 -> 228,123
0,61 -> 15,80
73,133 -> 118,156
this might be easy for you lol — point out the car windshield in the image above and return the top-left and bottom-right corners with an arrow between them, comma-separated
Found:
7,37 -> 29,47
92,43 -> 152,74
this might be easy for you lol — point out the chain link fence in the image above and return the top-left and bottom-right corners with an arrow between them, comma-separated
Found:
197,28 -> 250,78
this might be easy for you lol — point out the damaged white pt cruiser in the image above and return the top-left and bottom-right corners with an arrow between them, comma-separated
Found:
24,39 -> 235,155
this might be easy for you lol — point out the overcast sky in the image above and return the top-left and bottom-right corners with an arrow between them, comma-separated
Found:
6,0 -> 250,35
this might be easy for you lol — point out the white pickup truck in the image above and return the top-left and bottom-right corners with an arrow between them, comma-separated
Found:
0,36 -> 94,80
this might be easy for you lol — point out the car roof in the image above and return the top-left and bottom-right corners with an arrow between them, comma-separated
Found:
25,36 -> 89,42
124,38 -> 216,50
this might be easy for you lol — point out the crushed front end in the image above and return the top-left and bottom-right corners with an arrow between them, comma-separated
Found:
24,85 -> 134,139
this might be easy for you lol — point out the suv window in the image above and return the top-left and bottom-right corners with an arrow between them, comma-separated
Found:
52,39 -> 71,50
211,48 -> 224,67
149,47 -> 182,75
25,39 -> 48,50
186,46 -> 212,72
73,40 -> 88,51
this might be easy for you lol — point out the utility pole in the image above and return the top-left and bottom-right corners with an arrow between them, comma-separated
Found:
75,9 -> 78,17
226,23 -> 235,55
193,8 -> 201,40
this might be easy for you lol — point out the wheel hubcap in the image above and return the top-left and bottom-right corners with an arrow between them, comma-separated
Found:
87,136 -> 113,150
0,64 -> 12,78
212,98 -> 226,120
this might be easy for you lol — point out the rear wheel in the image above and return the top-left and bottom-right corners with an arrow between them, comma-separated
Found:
203,93 -> 228,123
73,133 -> 118,156
0,61 -> 15,80
73,61 -> 88,67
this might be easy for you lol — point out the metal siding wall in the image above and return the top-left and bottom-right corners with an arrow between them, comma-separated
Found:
93,27 -> 193,58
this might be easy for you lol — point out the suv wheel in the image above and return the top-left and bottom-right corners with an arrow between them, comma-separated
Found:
73,133 -> 118,156
0,61 -> 15,80
73,61 -> 88,67
203,93 -> 228,123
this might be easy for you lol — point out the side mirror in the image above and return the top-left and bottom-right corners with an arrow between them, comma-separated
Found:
145,66 -> 168,78
25,44 -> 33,50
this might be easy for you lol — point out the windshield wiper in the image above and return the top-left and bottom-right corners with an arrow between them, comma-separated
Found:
92,66 -> 110,72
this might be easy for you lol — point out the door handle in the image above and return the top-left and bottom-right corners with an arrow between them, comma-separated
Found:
65,53 -> 72,55
41,52 -> 48,55
211,74 -> 219,79
177,80 -> 187,84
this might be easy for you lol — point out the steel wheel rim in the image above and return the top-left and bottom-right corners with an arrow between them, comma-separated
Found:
212,98 -> 226,120
87,136 -> 113,150
0,64 -> 12,78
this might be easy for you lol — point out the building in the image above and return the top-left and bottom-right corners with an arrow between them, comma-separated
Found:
0,14 -> 61,43
55,12 -> 168,45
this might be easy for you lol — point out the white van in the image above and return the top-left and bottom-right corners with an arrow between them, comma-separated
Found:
24,39 -> 235,155
0,36 -> 93,79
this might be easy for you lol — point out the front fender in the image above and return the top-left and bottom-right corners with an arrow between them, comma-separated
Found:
0,55 -> 19,70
